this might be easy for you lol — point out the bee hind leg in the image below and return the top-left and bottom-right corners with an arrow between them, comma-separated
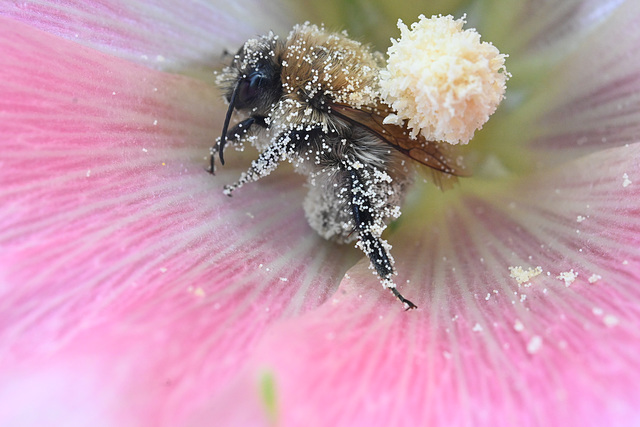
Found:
390,288 -> 418,311
348,169 -> 417,310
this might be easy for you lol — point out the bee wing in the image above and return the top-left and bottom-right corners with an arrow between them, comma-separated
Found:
330,103 -> 470,187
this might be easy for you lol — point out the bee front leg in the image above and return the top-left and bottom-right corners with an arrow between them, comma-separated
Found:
210,116 -> 268,174
348,169 -> 417,310
226,116 -> 268,142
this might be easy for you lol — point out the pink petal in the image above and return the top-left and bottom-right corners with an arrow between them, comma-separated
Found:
483,1 -> 639,169
207,142 -> 640,426
0,0 -> 299,71
0,18 -> 356,425
485,0 -> 625,53
529,1 -> 640,162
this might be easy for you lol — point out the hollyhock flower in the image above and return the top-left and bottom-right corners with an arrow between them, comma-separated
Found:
1,1 -> 639,427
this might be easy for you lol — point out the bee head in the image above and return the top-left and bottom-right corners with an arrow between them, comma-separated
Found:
215,33 -> 283,165
223,33 -> 282,115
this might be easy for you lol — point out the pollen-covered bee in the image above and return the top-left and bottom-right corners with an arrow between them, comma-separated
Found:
211,23 -> 466,309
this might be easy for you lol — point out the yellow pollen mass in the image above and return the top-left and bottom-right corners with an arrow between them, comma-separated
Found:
379,14 -> 510,145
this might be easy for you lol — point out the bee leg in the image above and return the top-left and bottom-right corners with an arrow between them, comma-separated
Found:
209,142 -> 219,175
209,116 -> 268,174
348,169 -> 417,310
226,116 -> 268,142
223,131 -> 291,196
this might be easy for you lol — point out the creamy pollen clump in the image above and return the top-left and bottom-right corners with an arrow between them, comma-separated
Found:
380,14 -> 510,145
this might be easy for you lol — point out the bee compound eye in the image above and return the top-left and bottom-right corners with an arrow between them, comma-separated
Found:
249,72 -> 265,88
236,72 -> 266,107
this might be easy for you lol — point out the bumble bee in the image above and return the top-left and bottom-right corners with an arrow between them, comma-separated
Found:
211,23 -> 466,310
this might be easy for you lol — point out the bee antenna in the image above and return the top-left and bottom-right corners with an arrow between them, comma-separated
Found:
219,80 -> 241,166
